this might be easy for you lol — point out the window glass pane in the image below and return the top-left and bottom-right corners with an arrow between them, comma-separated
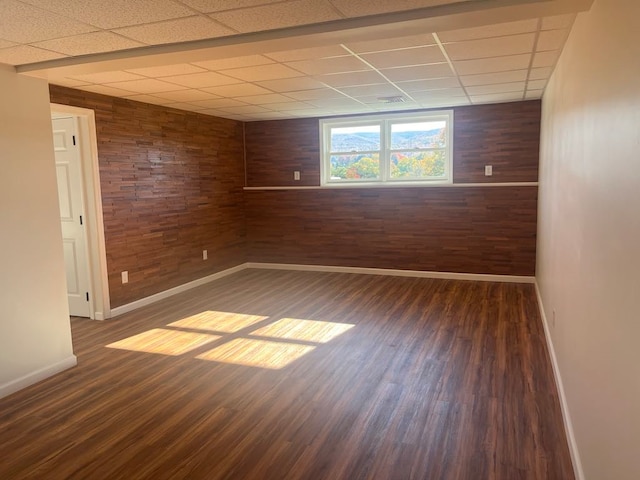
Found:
330,153 -> 380,181
330,125 -> 380,152
390,150 -> 446,179
390,121 -> 446,149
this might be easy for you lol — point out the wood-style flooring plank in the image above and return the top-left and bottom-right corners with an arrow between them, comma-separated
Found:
0,270 -> 573,479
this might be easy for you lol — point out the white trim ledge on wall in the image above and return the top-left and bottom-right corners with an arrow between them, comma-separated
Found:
534,281 -> 585,480
0,355 -> 77,400
243,182 -> 539,190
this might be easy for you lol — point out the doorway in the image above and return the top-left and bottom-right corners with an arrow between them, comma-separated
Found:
51,104 -> 110,320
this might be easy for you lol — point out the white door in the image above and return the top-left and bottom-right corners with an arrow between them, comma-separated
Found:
53,116 -> 91,318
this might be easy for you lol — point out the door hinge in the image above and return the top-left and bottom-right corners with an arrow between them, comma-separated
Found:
80,215 -> 83,225
86,292 -> 89,302
72,135 -> 76,146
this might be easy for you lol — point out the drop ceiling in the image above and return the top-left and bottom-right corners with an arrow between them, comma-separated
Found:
1,0 -> 593,121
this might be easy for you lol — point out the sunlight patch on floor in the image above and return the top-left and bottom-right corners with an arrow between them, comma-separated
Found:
196,338 -> 315,370
251,318 -> 355,343
106,328 -> 220,356
167,310 -> 268,333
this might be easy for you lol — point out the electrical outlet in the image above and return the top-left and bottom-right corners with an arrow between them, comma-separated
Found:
203,250 -> 208,260
122,271 -> 128,284
294,171 -> 301,181
485,165 -> 493,176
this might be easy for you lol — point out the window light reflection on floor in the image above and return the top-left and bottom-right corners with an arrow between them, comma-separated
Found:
106,328 -> 220,356
104,311 -> 355,369
167,310 -> 268,333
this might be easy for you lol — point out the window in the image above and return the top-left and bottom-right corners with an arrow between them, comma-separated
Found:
320,110 -> 453,186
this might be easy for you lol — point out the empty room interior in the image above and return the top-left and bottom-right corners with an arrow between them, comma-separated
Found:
1,0 -> 639,478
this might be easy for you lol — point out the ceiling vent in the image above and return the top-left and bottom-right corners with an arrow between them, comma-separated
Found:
377,95 -> 405,104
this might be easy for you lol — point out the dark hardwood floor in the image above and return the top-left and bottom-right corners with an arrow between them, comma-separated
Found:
0,269 -> 574,479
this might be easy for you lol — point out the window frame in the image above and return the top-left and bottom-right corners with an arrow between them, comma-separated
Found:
320,110 -> 454,187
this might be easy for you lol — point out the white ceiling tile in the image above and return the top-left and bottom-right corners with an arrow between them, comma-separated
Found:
115,16 -> 234,44
217,105 -> 271,114
266,46 -> 349,62
527,79 -> 548,90
444,33 -> 535,61
460,70 -> 528,87
0,45 -> 66,65
316,70 -> 387,87
233,93 -> 295,105
162,72 -> 241,88
542,14 -> 577,30
466,82 -> 525,96
164,102 -> 209,111
306,98 -> 363,109
337,83 -> 404,98
221,64 -> 303,81
247,111 -> 297,120
189,98 -> 249,109
152,89 -> 220,102
194,55 -> 275,71
418,97 -> 470,108
264,101 -> 316,111
330,0 -> 460,16
529,67 -> 553,81
532,50 -> 561,68
453,54 -> 531,75
285,88 -> 346,101
345,34 -> 436,54
121,94 -> 176,105
105,78 -> 186,94
69,71 -> 146,84
50,77 -> 91,88
179,0 -> 283,13
285,56 -> 370,75
21,0 -> 194,29
126,64 -> 209,78
255,77 -> 326,92
537,29 -> 570,52
288,108 -> 332,117
437,19 -> 538,42
0,0 -> 97,43
395,77 -> 461,92
80,84 -> 138,96
525,90 -> 543,99
201,83 -> 273,96
407,88 -> 467,100
379,63 -> 454,82
210,0 -> 340,32
360,46 -> 446,69
34,32 -> 144,56
471,92 -> 524,104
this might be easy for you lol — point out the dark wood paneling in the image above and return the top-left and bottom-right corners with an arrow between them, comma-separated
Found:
453,100 -> 541,183
246,186 -> 537,276
50,85 -> 246,308
244,101 -> 541,187
0,270 -> 574,479
245,117 -> 320,187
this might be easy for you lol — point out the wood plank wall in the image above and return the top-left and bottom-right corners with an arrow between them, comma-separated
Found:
244,101 -> 541,275
50,86 -> 246,308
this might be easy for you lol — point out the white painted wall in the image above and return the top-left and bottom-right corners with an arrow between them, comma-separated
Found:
0,66 -> 76,397
537,0 -> 640,478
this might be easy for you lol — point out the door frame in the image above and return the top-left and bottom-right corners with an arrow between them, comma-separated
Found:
51,103 -> 111,320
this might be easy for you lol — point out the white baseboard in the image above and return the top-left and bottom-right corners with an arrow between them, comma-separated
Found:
110,264 -> 247,317
534,281 -> 584,480
246,262 -> 535,284
0,355 -> 77,400
94,311 -> 105,321
110,262 -> 534,318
